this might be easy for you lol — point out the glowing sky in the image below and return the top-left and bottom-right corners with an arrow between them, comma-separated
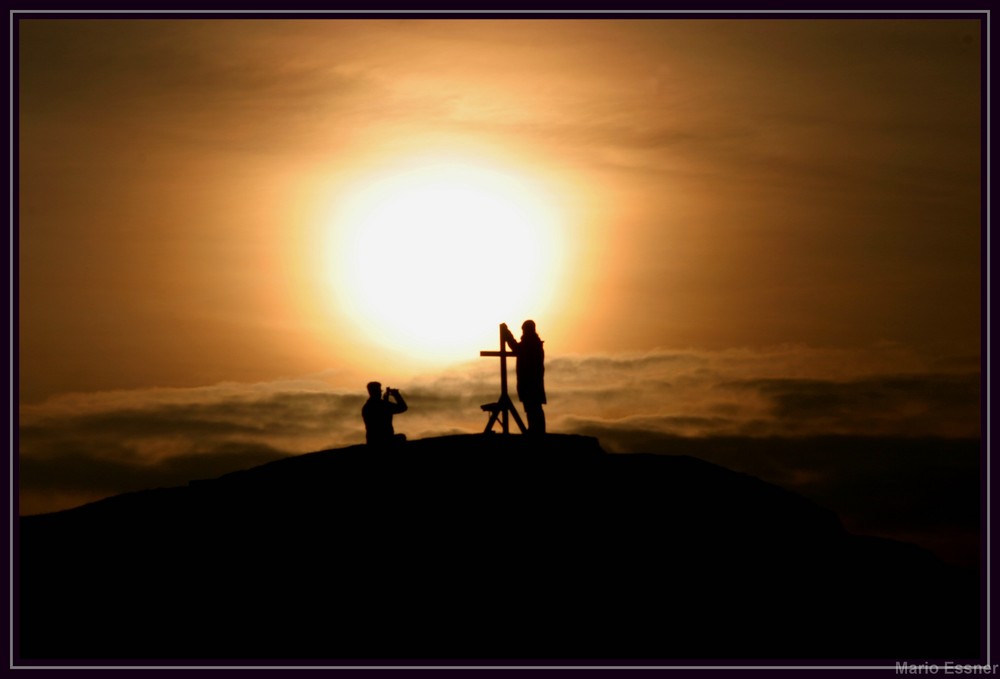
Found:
20,18 -> 980,400
17,16 -> 983,560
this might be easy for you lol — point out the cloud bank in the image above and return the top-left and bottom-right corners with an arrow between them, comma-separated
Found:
19,343 -> 978,509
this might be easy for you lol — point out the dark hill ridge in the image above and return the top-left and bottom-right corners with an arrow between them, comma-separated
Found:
18,434 -> 978,661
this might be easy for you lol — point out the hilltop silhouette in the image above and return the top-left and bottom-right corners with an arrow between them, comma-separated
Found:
19,434 -> 978,661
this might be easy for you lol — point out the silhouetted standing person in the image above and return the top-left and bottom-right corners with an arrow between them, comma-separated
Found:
501,320 -> 546,434
362,381 -> 408,445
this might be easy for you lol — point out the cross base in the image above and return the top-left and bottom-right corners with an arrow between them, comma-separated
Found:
480,393 -> 527,435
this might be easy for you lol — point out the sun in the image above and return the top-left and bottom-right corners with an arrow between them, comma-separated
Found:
324,155 -> 566,362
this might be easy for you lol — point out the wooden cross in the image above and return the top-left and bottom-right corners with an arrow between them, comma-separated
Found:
479,324 -> 527,434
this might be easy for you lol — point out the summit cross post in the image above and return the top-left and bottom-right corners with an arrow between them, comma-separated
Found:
479,324 -> 527,434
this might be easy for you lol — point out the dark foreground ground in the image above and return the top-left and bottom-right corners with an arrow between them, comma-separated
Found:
18,434 -> 980,662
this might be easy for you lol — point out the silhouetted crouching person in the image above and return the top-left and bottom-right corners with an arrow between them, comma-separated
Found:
362,381 -> 408,445
502,320 -> 546,435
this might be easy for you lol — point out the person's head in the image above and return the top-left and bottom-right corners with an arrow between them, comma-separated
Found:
521,319 -> 537,336
367,381 -> 382,399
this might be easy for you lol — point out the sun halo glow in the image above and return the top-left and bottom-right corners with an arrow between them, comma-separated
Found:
326,158 -> 566,363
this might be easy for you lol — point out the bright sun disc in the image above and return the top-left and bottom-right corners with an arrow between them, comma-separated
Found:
326,157 -> 565,362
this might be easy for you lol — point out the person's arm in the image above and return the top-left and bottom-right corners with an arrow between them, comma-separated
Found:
501,323 -> 519,352
389,389 -> 408,413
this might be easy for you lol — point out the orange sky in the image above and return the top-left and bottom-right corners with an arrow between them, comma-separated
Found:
17,17 -> 984,548
19,18 -> 980,402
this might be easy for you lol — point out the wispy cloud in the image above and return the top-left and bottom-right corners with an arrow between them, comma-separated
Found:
19,344 -> 979,517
